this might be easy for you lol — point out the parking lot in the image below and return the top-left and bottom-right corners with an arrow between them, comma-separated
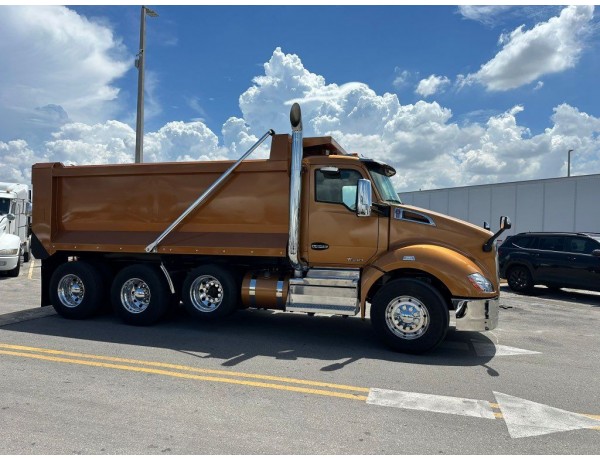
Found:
1,257 -> 599,454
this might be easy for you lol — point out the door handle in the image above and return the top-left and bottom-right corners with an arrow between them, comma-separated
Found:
311,243 -> 329,250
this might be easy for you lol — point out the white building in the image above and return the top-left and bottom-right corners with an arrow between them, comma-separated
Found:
399,174 -> 600,237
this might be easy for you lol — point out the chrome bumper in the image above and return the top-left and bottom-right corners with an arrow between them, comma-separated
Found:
452,297 -> 499,332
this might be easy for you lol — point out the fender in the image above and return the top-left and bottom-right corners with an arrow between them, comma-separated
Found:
360,244 -> 497,317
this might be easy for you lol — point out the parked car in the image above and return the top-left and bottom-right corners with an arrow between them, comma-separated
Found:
498,232 -> 600,293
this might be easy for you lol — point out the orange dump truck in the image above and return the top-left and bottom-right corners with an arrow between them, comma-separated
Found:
31,104 -> 510,353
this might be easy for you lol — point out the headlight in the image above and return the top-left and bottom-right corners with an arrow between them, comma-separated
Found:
468,273 -> 494,293
0,248 -> 19,256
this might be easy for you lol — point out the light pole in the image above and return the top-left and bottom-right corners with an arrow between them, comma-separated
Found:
134,6 -> 158,164
567,149 -> 573,177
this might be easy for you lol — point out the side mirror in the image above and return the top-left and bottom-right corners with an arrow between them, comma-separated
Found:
592,249 -> 600,257
25,202 -> 32,216
483,221 -> 490,231
7,213 -> 16,221
483,215 -> 512,252
356,179 -> 372,217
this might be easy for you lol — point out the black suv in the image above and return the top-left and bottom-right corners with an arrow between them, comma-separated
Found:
498,232 -> 600,293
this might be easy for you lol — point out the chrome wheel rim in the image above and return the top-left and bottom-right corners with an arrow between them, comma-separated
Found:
190,275 -> 223,313
121,278 -> 151,314
385,296 -> 430,340
58,274 -> 85,308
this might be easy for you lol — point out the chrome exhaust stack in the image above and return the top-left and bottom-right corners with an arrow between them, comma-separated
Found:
288,103 -> 304,276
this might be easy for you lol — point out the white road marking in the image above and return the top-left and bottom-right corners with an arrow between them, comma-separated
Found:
367,388 -> 497,419
472,342 -> 541,357
494,392 -> 600,439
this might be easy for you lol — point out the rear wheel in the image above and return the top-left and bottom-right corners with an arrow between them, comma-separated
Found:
182,265 -> 239,320
49,261 -> 105,319
507,265 -> 533,293
111,264 -> 172,326
371,279 -> 449,354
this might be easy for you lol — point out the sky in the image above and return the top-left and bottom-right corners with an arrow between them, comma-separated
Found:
1,4 -> 599,193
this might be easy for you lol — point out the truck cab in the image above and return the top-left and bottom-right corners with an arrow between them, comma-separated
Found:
0,182 -> 32,277
284,136 -> 505,353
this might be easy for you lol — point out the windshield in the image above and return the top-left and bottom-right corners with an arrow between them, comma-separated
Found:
368,169 -> 402,204
0,198 -> 10,215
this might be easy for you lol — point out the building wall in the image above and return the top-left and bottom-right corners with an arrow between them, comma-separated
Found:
400,174 -> 600,236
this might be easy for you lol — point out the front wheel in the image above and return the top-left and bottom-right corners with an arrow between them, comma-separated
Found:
506,265 -> 533,293
370,279 -> 449,354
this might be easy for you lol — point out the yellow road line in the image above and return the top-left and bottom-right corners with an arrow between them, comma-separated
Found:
27,258 -> 35,280
0,349 -> 368,401
0,343 -> 598,427
0,343 -> 369,393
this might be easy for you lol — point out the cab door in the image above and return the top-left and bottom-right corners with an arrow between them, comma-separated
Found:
304,165 -> 379,267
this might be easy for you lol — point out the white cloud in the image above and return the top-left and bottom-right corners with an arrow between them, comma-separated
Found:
458,6 -> 514,25
466,5 -> 594,91
415,75 -> 451,97
233,48 -> 600,191
0,6 -> 129,141
1,47 -> 600,196
0,140 -> 48,183
392,68 -> 411,89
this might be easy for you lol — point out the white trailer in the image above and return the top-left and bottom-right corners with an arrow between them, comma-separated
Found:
400,174 -> 600,238
0,182 -> 32,277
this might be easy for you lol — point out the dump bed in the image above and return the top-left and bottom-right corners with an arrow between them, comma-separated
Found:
32,135 -> 298,258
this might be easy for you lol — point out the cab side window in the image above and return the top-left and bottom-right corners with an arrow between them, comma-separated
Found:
315,169 -> 363,210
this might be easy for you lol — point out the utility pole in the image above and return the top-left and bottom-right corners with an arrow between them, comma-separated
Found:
134,6 -> 158,163
567,149 -> 573,177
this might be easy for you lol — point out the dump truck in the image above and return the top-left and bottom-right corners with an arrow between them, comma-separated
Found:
0,182 -> 32,277
31,104 -> 510,353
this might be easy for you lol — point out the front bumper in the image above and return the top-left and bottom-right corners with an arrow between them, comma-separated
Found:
0,255 -> 19,271
452,297 -> 499,332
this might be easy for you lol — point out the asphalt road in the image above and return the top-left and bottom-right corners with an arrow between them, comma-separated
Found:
0,258 -> 599,454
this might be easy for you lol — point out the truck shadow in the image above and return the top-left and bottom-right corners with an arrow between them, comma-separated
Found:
1,306 -> 499,373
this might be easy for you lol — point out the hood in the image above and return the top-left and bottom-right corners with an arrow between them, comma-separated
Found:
389,204 -> 497,281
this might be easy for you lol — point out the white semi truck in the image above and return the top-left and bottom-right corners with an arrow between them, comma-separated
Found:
0,182 -> 32,277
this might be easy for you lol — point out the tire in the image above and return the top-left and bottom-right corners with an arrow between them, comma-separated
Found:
49,261 -> 105,319
182,264 -> 240,320
370,279 -> 449,354
111,264 -> 172,326
6,253 -> 21,277
23,237 -> 31,263
506,265 -> 533,293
